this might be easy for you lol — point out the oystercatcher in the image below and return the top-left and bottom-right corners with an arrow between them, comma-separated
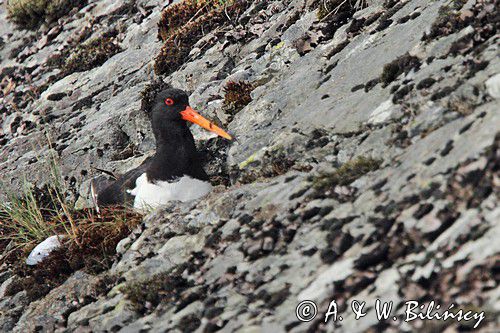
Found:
95,88 -> 232,211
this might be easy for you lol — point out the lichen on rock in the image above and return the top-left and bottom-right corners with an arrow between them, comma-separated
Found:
0,0 -> 499,331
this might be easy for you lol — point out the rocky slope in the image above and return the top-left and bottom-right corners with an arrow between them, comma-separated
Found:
0,0 -> 499,332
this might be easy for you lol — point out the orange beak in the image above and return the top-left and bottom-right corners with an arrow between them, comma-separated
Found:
180,106 -> 232,140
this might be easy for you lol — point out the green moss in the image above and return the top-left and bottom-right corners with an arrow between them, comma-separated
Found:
7,0 -> 85,29
238,152 -> 259,170
313,156 -> 382,190
62,37 -> 121,75
223,81 -> 253,116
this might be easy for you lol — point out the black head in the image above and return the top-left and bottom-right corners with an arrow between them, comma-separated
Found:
151,88 -> 190,122
150,88 -> 233,140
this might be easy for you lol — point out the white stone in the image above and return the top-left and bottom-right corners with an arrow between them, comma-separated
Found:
368,99 -> 394,124
26,235 -> 64,265
485,73 -> 500,98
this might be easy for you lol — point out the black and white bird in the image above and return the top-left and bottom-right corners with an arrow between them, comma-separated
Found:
94,88 -> 232,211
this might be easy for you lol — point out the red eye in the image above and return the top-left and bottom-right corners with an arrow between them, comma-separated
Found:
165,98 -> 174,106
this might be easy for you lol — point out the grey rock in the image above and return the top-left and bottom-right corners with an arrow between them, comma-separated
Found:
0,0 -> 499,332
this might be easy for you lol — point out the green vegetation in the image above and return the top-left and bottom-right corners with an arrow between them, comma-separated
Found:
313,156 -> 382,190
62,37 -> 122,75
7,0 -> 85,29
233,146 -> 298,184
0,147 -> 141,301
0,151 -> 78,254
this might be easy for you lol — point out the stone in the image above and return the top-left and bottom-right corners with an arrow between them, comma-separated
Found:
485,73 -> 500,98
0,0 -> 499,332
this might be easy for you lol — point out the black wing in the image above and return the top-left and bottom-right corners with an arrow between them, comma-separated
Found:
96,158 -> 153,207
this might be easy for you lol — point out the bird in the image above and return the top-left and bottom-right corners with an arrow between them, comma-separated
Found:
94,88 -> 232,212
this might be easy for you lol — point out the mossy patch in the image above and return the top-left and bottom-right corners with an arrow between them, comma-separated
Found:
155,0 -> 253,76
223,80 -> 254,118
157,0 -> 216,41
312,156 -> 382,192
121,266 -> 192,313
62,37 -> 122,75
7,0 -> 85,29
447,96 -> 475,116
445,1 -> 498,57
230,147 -> 299,184
421,0 -> 469,41
178,314 -> 202,333
5,266 -> 116,303
380,53 -> 421,87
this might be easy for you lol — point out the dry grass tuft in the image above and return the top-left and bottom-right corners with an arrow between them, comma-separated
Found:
52,207 -> 142,272
3,206 -> 140,301
158,0 -> 214,41
315,0 -> 369,21
0,149 -> 142,301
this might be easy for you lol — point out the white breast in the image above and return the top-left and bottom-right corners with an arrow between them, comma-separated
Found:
128,173 -> 212,211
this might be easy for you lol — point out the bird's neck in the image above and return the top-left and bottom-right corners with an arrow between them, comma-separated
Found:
153,121 -> 191,153
148,122 -> 201,181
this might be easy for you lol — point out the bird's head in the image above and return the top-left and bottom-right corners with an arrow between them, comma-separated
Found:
152,88 -> 232,140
